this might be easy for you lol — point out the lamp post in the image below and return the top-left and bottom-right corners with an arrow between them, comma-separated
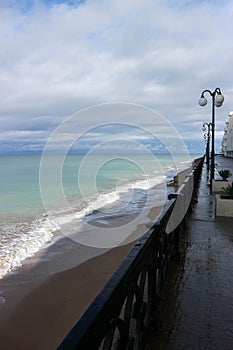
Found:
202,122 -> 212,171
198,88 -> 224,189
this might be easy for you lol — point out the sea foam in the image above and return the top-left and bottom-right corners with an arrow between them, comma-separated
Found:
0,173 -> 167,279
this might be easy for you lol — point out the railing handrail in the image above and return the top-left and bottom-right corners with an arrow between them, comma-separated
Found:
58,156 -> 204,350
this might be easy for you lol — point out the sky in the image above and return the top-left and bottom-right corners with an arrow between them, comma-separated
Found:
1,0 -> 233,154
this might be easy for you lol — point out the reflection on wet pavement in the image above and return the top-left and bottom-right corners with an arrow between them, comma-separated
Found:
148,155 -> 233,350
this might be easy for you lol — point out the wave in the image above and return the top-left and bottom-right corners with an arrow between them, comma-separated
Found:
0,164 -> 184,279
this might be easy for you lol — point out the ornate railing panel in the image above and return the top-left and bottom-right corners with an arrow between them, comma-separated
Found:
58,157 -> 204,350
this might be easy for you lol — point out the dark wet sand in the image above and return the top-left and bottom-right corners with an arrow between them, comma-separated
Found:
0,242 -> 134,350
0,201 -> 164,350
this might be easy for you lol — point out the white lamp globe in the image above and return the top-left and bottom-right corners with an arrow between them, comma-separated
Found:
215,94 -> 224,104
215,101 -> 223,107
198,97 -> 207,106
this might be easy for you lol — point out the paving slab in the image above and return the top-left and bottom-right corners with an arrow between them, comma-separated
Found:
148,155 -> 233,350
168,156 -> 233,350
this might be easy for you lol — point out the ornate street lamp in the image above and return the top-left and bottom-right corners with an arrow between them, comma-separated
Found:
202,122 -> 212,171
198,88 -> 224,189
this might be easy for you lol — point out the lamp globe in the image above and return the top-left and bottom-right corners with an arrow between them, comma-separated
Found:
198,97 -> 207,106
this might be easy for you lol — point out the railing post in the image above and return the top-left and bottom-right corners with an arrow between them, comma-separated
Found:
57,157 -> 205,350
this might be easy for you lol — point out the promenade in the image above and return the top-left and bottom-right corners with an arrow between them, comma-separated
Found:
150,155 -> 233,350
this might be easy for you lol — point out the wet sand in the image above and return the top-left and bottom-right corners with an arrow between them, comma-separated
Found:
0,203 -> 164,350
0,242 -> 134,349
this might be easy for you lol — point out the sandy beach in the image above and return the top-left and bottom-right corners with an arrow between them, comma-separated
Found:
0,203 -> 164,350
0,242 -> 134,349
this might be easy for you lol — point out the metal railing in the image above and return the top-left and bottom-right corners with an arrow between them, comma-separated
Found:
58,157 -> 204,350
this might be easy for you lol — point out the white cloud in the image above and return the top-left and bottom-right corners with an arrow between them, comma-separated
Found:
0,0 -> 233,153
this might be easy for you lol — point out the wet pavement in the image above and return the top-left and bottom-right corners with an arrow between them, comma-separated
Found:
149,155 -> 233,350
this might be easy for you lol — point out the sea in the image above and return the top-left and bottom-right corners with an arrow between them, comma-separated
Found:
0,153 -> 201,282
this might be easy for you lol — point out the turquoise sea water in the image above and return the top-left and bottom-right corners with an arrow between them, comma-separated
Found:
0,153 -> 200,278
0,154 -> 182,219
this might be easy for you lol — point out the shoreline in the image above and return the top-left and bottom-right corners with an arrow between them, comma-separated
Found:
0,156 -> 197,349
0,197 -> 170,349
0,167 -> 171,281
0,154 -> 196,281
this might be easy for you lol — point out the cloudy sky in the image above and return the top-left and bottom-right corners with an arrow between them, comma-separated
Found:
1,0 -> 233,154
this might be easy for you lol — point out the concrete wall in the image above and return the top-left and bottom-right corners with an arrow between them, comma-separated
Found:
166,172 -> 193,234
212,180 -> 230,193
173,166 -> 193,187
216,194 -> 233,217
